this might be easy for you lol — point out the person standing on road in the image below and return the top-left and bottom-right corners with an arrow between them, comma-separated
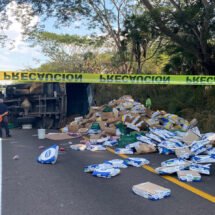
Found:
0,91 -> 4,99
0,99 -> 11,138
145,95 -> 152,109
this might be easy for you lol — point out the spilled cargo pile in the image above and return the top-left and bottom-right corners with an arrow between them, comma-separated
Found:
59,95 -> 215,199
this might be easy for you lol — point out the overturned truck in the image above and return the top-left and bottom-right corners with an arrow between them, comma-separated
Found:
4,83 -> 93,129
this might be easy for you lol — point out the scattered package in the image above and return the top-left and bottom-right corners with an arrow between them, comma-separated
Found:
104,159 -> 128,168
70,144 -> 87,151
132,182 -> 171,200
84,163 -> 112,173
87,145 -> 106,151
175,147 -> 191,159
192,155 -> 215,163
155,165 -> 188,175
92,168 -> 120,178
125,157 -> 150,167
189,164 -> 211,175
44,95 -> 215,185
134,143 -> 156,154
37,144 -> 59,164
115,148 -> 134,154
177,170 -> 201,182
161,158 -> 191,167
182,129 -> 200,145
190,139 -> 211,155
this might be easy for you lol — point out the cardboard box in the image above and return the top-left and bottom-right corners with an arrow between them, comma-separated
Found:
45,133 -> 72,140
68,122 -> 79,132
107,117 -> 120,124
175,147 -> 191,159
132,182 -> 171,200
90,134 -> 102,141
145,108 -> 152,118
98,121 -> 106,130
182,129 -> 200,145
135,144 -> 156,154
103,127 -> 116,136
101,112 -> 114,120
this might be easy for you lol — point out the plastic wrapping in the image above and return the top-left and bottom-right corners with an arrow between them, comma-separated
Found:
136,135 -> 156,146
161,158 -> 191,167
175,147 -> 191,159
190,140 -> 210,155
115,148 -> 134,154
84,163 -> 112,173
103,139 -> 118,147
206,147 -> 215,155
87,145 -> 106,151
146,133 -> 162,143
177,170 -> 201,182
189,164 -> 211,175
105,159 -> 128,168
37,144 -> 59,164
125,157 -> 150,167
70,144 -> 87,151
192,155 -> 215,163
92,168 -> 120,178
155,165 -> 188,175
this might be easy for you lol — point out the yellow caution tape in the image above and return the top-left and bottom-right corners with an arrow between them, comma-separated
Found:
1,71 -> 215,85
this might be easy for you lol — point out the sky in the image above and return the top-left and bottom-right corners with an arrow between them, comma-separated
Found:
0,1 -> 94,71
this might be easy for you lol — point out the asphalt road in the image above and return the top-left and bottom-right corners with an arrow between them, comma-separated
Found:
2,129 -> 215,215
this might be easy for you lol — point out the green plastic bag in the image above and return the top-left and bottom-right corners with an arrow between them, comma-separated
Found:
103,105 -> 113,112
115,122 -> 127,135
91,122 -> 101,130
117,134 -> 137,148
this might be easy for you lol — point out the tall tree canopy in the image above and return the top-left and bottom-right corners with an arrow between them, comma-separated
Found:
0,0 -> 137,51
140,0 -> 215,74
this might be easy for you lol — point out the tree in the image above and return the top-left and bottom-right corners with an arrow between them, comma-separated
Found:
122,13 -> 163,73
140,0 -> 215,74
31,31 -> 123,73
0,0 -> 138,51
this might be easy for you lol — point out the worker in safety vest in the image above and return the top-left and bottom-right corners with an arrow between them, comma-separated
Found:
145,95 -> 152,109
0,99 -> 11,138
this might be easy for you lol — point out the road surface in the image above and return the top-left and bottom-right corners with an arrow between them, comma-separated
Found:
1,129 -> 215,215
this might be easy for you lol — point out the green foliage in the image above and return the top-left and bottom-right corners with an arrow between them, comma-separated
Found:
140,0 -> 215,74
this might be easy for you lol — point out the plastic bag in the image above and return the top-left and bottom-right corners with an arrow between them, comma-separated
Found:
125,157 -> 150,167
84,163 -> 112,173
92,168 -> 120,178
105,159 -> 128,168
115,148 -> 134,154
189,164 -> 211,175
161,158 -> 190,167
37,144 -> 59,164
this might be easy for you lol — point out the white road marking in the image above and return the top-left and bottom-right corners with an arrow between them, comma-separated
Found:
0,138 -> 2,215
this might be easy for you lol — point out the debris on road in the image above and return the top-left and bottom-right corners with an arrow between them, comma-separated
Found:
132,182 -> 171,200
92,167 -> 120,178
37,144 -> 59,164
177,170 -> 201,182
104,159 -> 128,168
189,164 -> 211,175
70,144 -> 86,151
45,133 -> 72,141
43,95 -> 214,183
13,155 -> 20,160
124,157 -> 150,167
